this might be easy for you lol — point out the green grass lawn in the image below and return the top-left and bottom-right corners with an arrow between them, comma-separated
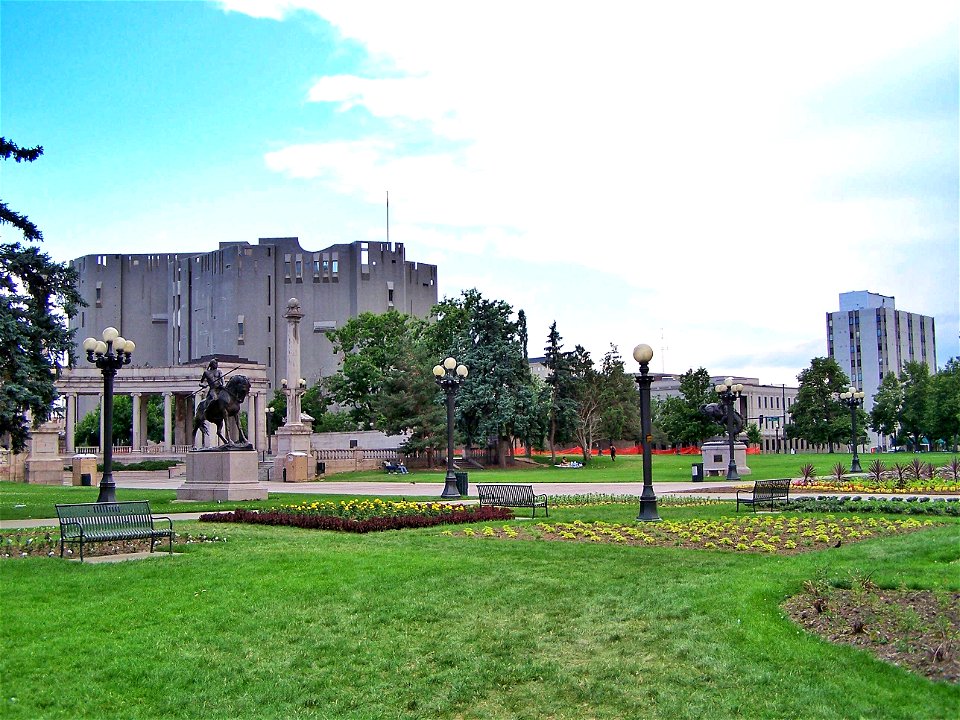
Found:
1,500 -> 958,719
337,451 -> 958,484
2,452 -> 956,522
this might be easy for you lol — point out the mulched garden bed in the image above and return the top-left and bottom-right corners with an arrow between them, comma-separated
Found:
784,584 -> 960,684
1,531 -> 225,559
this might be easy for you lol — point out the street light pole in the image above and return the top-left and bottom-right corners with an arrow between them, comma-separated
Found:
433,357 -> 468,500
715,377 -> 744,481
633,343 -> 660,522
839,386 -> 865,473
82,327 -> 135,503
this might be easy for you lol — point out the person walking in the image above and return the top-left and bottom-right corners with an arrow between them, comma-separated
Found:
609,444 -> 617,462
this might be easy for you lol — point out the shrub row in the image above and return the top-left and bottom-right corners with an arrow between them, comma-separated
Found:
789,496 -> 960,516
199,505 -> 514,533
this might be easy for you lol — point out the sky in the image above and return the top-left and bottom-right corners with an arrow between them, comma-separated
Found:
2,0 -> 958,386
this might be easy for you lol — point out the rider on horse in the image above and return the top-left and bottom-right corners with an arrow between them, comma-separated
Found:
200,359 -> 224,407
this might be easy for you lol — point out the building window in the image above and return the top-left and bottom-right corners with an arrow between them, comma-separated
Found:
95,282 -> 103,308
237,315 -> 245,344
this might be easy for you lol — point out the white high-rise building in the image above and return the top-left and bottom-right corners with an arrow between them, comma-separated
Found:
827,291 -> 937,449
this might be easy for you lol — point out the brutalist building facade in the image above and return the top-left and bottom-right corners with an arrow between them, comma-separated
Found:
69,238 -> 439,390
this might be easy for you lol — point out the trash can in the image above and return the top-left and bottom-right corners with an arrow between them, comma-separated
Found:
454,471 -> 469,496
691,463 -> 704,483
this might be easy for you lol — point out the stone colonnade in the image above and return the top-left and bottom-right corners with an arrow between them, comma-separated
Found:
56,363 -> 271,455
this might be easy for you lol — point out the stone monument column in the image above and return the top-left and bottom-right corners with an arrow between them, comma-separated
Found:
274,298 -> 313,482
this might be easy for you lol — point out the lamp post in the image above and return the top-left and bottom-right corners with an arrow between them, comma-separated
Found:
433,356 -> 468,500
715,377 -> 744,481
839,386 -> 865,473
633,344 -> 660,522
266,406 -> 274,455
82,327 -> 135,503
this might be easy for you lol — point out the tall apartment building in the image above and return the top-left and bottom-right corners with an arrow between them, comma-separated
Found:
69,238 -> 439,390
827,291 -> 937,448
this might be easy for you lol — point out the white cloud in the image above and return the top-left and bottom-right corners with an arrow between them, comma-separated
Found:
227,0 -> 959,381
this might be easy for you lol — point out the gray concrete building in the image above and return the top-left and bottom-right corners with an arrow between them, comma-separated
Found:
69,238 -> 439,390
827,291 -> 937,449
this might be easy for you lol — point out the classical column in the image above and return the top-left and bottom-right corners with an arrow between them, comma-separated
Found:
163,392 -> 173,451
285,298 -> 304,425
132,392 -> 142,451
65,393 -> 77,454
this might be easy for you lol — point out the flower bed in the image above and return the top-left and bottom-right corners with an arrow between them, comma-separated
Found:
549,493 -> 721,508
200,501 -> 513,533
441,515 -> 939,554
1,530 -> 225,559
794,479 -> 959,494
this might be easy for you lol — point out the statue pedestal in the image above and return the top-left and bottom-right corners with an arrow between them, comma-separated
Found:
273,424 -> 313,482
177,449 -> 267,501
24,422 -> 65,485
701,440 -> 751,477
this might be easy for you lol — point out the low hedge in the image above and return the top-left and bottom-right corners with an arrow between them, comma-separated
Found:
789,496 -> 960,516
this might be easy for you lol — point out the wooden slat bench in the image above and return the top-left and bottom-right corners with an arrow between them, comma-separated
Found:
56,501 -> 174,562
736,478 -> 792,512
477,484 -> 548,517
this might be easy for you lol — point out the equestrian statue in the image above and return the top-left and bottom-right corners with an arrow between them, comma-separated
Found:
699,402 -> 745,436
192,374 -> 252,449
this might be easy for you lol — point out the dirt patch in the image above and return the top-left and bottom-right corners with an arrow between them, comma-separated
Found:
784,583 -> 960,683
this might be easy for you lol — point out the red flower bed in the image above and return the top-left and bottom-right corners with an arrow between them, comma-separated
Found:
199,505 -> 513,533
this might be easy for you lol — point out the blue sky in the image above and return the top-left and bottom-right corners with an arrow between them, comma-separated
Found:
2,0 -> 957,385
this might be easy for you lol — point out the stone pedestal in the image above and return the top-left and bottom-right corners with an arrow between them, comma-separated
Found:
273,424 -> 313,482
24,422 -> 65,485
71,455 -> 99,486
177,449 -> 267,501
701,440 -> 751,477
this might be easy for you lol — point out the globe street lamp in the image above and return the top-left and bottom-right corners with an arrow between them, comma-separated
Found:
82,327 -> 135,503
266,406 -> 274,455
715,377 -> 744,481
433,357 -> 468,500
633,343 -> 660,522
839,386 -> 866,473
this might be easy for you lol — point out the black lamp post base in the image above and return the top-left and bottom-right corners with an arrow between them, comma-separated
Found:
96,478 -> 117,504
636,498 -> 661,522
851,456 -> 863,473
440,473 -> 461,499
726,464 -> 741,481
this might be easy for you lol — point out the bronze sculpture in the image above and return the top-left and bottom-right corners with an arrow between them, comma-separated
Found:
700,402 -> 745,436
192,374 -> 252,449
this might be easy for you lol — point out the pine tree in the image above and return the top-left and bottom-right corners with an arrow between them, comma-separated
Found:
1,138 -> 84,452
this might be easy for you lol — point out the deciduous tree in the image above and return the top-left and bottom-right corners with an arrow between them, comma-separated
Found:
784,357 -> 850,452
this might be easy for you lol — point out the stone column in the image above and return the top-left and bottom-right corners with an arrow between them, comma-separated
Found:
132,392 -> 142,450
65,393 -> 77,454
284,297 -> 304,425
163,392 -> 173,451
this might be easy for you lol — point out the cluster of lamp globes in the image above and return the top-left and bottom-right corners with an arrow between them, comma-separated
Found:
716,377 -> 744,395
82,327 -> 135,360
840,387 -> 866,402
281,378 -> 308,390
433,357 -> 468,380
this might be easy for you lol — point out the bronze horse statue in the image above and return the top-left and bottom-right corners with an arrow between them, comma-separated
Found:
700,402 -> 745,435
193,374 -> 251,448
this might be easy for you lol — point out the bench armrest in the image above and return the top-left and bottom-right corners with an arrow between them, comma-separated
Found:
59,520 -> 84,537
152,515 -> 174,531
